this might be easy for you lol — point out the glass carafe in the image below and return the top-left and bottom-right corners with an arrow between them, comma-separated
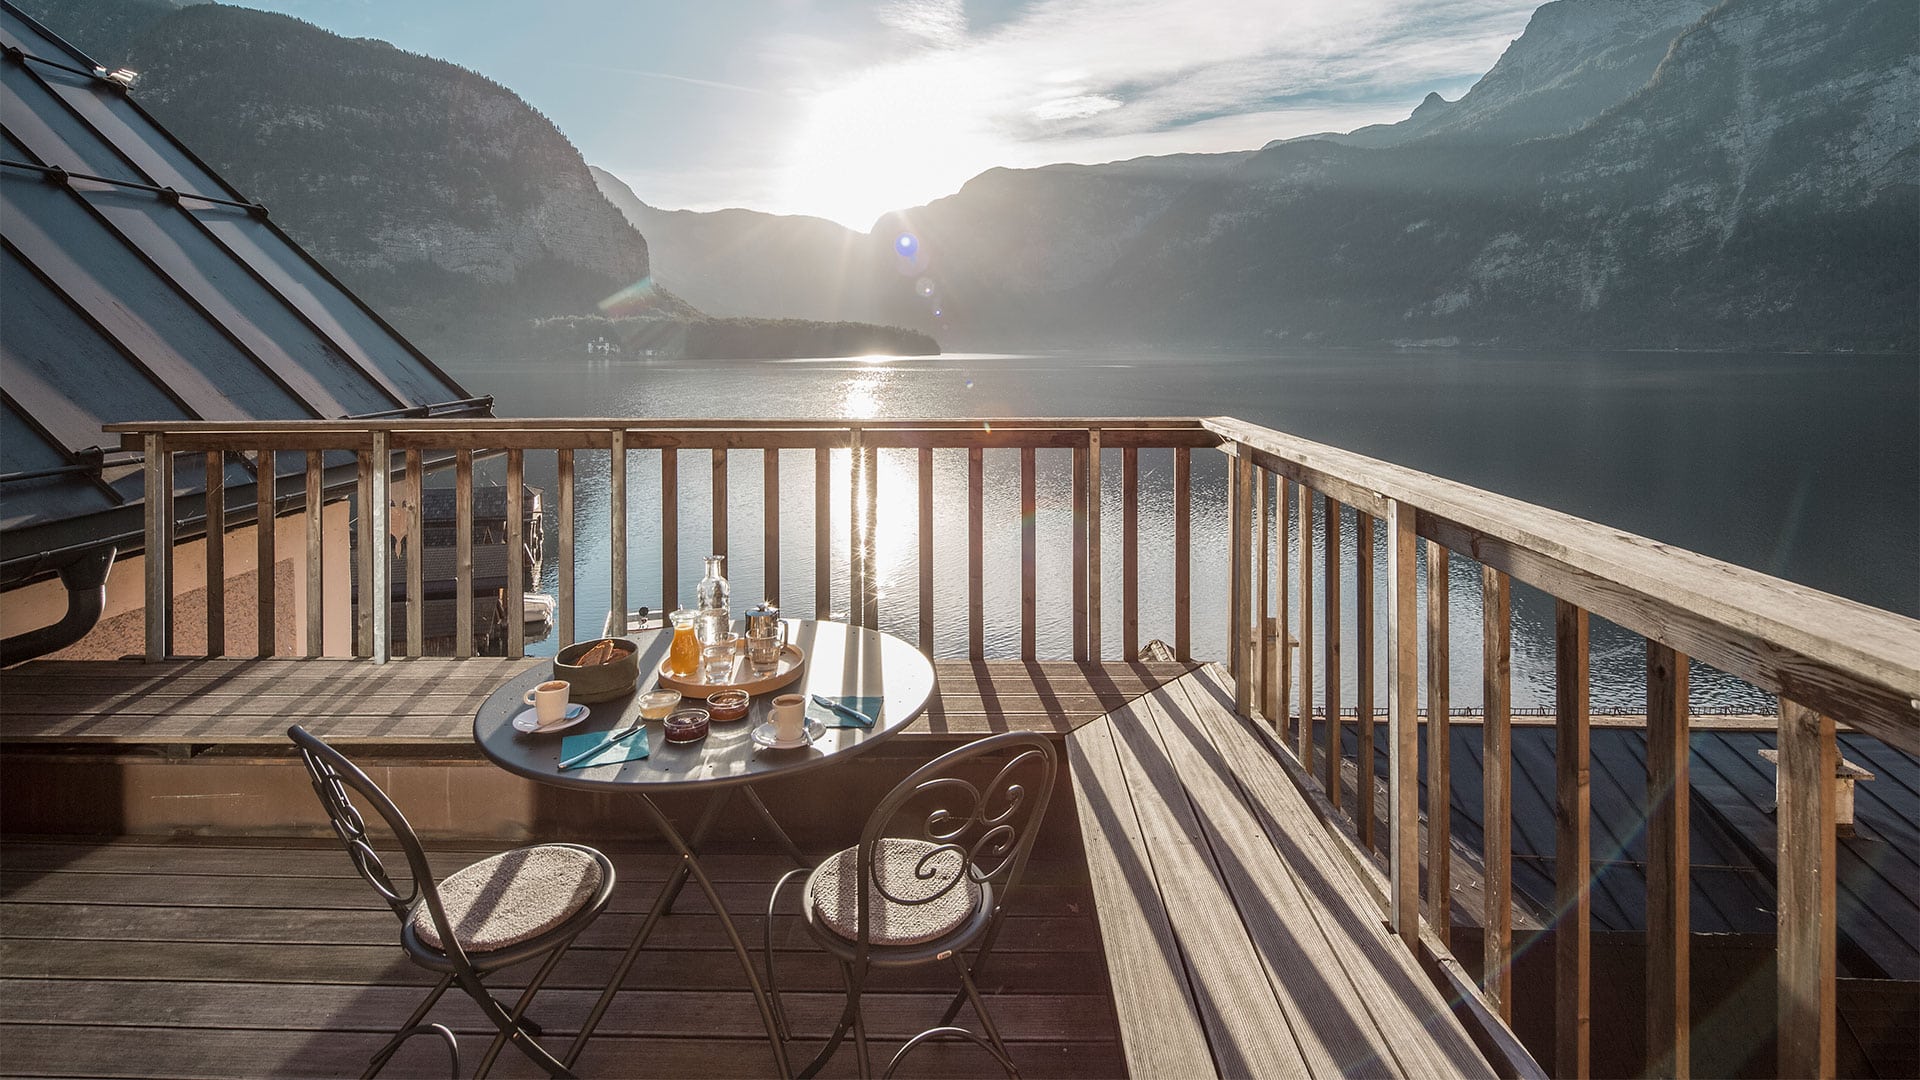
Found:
694,554 -> 730,644
666,608 -> 701,677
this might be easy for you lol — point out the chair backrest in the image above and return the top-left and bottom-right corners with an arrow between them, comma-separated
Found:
288,725 -> 472,968
853,730 -> 1058,954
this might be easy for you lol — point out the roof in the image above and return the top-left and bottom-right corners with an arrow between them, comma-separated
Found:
0,3 -> 486,583
1400,724 -> 1919,980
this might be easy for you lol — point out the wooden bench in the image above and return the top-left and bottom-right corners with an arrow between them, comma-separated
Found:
1068,663 -> 1506,1078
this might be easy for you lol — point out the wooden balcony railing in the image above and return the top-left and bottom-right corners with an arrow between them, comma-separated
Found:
106,414 -> 1920,1080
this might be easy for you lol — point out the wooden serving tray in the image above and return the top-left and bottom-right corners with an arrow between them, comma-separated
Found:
656,641 -> 806,697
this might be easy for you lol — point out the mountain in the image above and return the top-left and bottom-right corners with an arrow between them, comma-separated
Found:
19,0 -> 675,351
1291,0 -> 1717,148
590,167 -> 875,321
866,152 -> 1254,344
1102,0 -> 1917,351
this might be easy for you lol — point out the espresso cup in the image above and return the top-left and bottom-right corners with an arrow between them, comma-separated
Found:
771,693 -> 806,743
522,679 -> 571,726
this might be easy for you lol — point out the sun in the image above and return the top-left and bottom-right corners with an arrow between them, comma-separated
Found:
779,63 -> 998,230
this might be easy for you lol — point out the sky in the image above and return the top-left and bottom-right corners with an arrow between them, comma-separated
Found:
235,0 -> 1541,230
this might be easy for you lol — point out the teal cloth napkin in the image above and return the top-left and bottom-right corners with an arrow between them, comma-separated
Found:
808,695 -> 882,729
559,727 -> 649,768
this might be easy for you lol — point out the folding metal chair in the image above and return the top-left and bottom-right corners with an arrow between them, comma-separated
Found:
289,725 -> 615,1079
764,730 -> 1058,1079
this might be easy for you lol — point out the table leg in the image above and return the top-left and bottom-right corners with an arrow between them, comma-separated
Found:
745,786 -> 812,869
656,784 -> 813,913
636,792 -> 795,1079
563,790 -> 728,1068
563,789 -> 795,1078
655,789 -> 731,915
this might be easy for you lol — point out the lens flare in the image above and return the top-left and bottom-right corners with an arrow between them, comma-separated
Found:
894,232 -> 917,257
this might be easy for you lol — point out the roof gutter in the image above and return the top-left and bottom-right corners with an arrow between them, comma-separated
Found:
1,546 -> 115,666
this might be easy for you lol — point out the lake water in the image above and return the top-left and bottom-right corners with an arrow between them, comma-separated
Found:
442,346 -> 1918,714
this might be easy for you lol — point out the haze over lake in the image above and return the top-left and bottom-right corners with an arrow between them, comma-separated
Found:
452,346 -> 1919,713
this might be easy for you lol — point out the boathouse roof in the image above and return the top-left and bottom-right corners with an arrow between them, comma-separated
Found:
0,2 -> 486,585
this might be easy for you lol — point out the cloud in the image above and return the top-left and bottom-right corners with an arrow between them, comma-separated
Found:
877,0 -> 968,44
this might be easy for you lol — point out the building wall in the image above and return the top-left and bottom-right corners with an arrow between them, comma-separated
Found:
2,501 -> 353,659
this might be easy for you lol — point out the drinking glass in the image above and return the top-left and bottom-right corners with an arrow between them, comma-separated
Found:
701,633 -> 741,683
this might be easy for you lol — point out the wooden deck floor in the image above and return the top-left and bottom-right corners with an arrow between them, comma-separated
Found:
0,835 -> 1121,1079
0,657 -> 1198,746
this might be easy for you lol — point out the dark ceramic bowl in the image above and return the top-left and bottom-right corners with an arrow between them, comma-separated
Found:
553,638 -> 640,704
705,688 -> 751,723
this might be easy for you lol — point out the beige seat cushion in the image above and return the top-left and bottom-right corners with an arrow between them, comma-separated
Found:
809,837 -> 983,946
413,845 -> 603,953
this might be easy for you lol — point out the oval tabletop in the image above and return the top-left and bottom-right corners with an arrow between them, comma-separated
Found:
474,620 -> 935,792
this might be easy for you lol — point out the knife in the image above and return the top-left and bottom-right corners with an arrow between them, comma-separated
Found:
811,694 -> 874,728
557,717 -> 645,770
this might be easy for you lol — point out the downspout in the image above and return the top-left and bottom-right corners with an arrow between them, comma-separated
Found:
0,546 -> 115,666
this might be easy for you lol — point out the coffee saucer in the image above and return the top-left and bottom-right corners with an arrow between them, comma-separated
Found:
514,703 -> 589,734
750,716 -> 825,749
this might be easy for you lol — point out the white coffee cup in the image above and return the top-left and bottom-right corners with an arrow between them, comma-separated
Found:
523,680 -> 571,726
771,693 -> 806,743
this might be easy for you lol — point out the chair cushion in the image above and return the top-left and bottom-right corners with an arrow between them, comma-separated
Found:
412,845 -> 604,953
809,837 -> 983,946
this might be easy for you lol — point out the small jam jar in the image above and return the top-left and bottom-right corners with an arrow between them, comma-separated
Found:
705,688 -> 750,723
663,708 -> 710,744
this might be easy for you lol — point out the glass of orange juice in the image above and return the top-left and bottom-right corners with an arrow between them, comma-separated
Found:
667,608 -> 701,677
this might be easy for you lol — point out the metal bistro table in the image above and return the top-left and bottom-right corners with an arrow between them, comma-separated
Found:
473,619 -> 936,1076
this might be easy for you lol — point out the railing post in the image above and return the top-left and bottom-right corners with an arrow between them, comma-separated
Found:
1072,440 -> 1088,660
454,449 -> 474,659
204,451 -> 225,657
1385,497 -> 1419,946
712,446 -> 728,563
1482,565 -> 1513,1019
848,430 -> 864,628
503,445 -> 522,661
255,449 -> 275,658
813,447 -> 830,618
968,445 -> 984,655
1276,475 -> 1290,738
1555,601 -> 1591,1079
1087,426 -> 1102,660
764,448 -> 781,607
1777,698 -> 1837,1080
1357,513 -> 1376,851
1173,446 -> 1190,662
304,449 -> 323,657
1424,541 -> 1450,897
354,449 -> 373,658
1123,446 -> 1139,660
1297,484 -> 1315,769
1230,447 -> 1252,716
1324,497 -> 1342,808
406,448 -> 426,656
1646,640 -> 1691,1078
919,447 -> 935,653
143,434 -> 173,662
371,432 -> 391,663
862,441 -> 879,629
1020,446 -> 1037,660
555,449 -> 574,650
1256,467 -> 1272,723
632,435 -> 648,619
